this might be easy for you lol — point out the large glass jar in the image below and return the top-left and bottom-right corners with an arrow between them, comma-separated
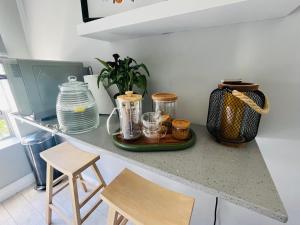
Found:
56,76 -> 99,134
152,92 -> 177,119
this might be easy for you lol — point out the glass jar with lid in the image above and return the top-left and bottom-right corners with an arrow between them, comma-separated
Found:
172,119 -> 191,140
56,76 -> 99,134
152,92 -> 178,119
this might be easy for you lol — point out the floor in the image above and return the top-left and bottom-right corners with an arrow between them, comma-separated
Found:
0,182 -> 117,225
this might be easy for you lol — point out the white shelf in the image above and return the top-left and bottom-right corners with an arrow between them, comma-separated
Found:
77,0 -> 300,41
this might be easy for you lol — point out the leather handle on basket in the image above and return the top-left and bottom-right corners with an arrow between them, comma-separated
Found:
232,90 -> 270,115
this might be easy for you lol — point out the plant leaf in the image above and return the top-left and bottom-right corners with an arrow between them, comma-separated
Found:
139,63 -> 150,77
95,58 -> 111,69
131,63 -> 150,77
96,55 -> 149,96
97,75 -> 101,88
99,67 -> 109,75
135,75 -> 147,96
107,61 -> 116,68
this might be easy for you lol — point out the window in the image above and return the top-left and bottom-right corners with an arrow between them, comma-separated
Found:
0,111 -> 11,140
0,63 -> 17,141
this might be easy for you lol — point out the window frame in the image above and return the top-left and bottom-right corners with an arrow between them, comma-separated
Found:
0,63 -> 16,141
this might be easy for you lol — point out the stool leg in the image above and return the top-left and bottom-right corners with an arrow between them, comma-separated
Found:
92,163 -> 107,187
45,164 -> 54,225
107,207 -> 118,225
78,174 -> 88,192
69,176 -> 81,225
119,219 -> 128,225
115,213 -> 128,225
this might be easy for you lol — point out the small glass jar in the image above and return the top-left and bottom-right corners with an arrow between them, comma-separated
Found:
152,92 -> 177,119
172,119 -> 191,140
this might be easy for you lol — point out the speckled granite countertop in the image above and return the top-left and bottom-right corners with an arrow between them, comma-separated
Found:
12,114 -> 287,223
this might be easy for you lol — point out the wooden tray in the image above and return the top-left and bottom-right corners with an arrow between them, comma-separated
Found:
112,129 -> 196,152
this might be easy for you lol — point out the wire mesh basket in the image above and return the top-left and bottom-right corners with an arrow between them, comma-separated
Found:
206,81 -> 269,146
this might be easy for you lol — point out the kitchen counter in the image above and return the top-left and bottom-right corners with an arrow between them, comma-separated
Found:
12,114 -> 287,223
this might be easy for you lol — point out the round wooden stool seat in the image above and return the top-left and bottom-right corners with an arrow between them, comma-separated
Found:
102,169 -> 195,225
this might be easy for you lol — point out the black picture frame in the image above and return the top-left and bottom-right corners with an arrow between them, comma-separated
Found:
80,0 -> 102,23
80,0 -> 138,23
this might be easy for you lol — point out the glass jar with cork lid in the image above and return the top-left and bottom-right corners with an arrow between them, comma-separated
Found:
172,119 -> 191,140
152,92 -> 178,119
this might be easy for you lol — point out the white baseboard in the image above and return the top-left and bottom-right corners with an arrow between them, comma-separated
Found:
0,173 -> 35,203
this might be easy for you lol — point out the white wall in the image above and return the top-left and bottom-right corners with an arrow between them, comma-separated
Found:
0,142 -> 32,189
111,11 -> 300,141
17,0 -> 112,67
16,1 -> 300,224
0,0 -> 29,58
19,0 -> 300,141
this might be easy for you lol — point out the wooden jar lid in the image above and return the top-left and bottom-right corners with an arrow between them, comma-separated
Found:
161,114 -> 171,122
172,119 -> 191,129
152,92 -> 177,102
117,91 -> 142,102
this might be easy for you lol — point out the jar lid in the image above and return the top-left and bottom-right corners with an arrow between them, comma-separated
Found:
152,92 -> 178,102
59,76 -> 87,91
117,91 -> 142,102
161,114 -> 171,122
172,119 -> 191,129
218,80 -> 259,92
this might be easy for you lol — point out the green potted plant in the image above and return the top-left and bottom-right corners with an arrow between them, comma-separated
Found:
96,54 -> 150,105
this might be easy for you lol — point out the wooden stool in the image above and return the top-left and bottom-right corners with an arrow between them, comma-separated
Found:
40,142 -> 106,225
102,169 -> 195,225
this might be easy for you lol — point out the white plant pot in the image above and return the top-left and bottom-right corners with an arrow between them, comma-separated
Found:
84,75 -> 114,115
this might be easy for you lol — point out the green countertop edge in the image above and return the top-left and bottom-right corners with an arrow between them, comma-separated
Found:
112,129 -> 197,152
